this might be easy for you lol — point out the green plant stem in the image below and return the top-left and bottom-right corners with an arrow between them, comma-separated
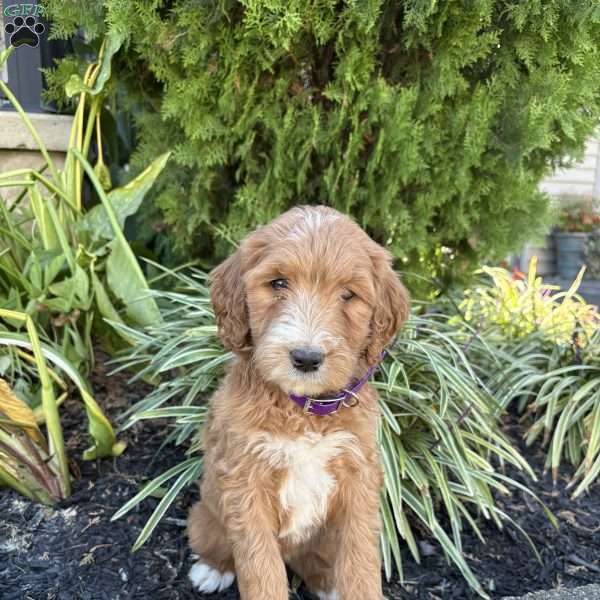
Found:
45,200 -> 76,273
74,63 -> 101,211
0,181 -> 34,188
30,172 -> 76,211
16,311 -> 71,497
0,462 -> 37,501
0,81 -> 60,185
0,168 -> 77,211
68,63 -> 93,210
0,168 -> 35,179
16,348 -> 68,389
83,98 -> 101,158
77,99 -> 98,206
66,97 -> 83,206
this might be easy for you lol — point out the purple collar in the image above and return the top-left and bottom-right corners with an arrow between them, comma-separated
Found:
288,351 -> 387,416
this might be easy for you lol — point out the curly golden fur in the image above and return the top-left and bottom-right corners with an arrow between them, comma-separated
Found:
187,206 -> 409,599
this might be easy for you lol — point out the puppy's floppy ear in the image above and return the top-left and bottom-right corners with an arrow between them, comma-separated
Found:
366,245 -> 410,365
210,249 -> 251,354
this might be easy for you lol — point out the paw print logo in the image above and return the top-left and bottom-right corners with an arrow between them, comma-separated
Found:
4,16 -> 45,49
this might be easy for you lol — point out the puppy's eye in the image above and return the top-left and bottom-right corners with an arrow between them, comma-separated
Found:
270,278 -> 288,291
341,289 -> 356,302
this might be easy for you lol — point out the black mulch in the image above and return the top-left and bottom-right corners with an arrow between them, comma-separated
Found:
1,358 -> 599,600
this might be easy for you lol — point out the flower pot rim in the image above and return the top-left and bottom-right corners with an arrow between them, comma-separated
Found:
554,231 -> 590,237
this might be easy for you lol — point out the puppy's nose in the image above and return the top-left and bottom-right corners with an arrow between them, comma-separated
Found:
290,347 -> 324,373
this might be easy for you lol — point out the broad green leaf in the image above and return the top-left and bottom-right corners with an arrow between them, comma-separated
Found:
90,269 -> 134,344
65,32 -> 125,98
43,253 -> 67,288
48,265 -> 91,310
72,149 -> 162,328
24,253 -> 43,292
73,265 -> 91,306
42,296 -> 73,314
65,74 -> 92,98
107,239 -> 161,327
78,152 -> 171,241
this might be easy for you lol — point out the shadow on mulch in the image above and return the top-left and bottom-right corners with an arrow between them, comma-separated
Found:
0,356 -> 599,600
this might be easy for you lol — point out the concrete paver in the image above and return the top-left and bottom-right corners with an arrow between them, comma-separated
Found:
503,585 -> 600,600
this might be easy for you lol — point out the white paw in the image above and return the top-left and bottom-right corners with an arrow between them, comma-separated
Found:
317,591 -> 339,600
189,561 -> 235,593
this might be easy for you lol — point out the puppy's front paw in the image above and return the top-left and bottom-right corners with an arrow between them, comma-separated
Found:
316,591 -> 339,600
189,560 -> 235,593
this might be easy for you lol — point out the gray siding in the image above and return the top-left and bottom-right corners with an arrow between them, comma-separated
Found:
540,138 -> 600,200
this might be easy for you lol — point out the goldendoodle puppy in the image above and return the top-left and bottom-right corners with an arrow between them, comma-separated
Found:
188,206 -> 409,600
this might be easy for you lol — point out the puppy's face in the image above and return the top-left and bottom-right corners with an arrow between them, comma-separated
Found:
211,207 -> 409,396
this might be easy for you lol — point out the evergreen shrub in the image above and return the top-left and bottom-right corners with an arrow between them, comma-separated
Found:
44,1 -> 600,284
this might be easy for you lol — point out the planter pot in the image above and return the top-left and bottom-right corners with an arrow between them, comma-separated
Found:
521,236 -> 555,276
554,231 -> 589,280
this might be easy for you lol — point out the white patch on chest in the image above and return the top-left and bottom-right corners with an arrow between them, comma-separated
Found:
251,431 -> 357,542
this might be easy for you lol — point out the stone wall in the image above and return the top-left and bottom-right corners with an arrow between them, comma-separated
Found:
0,111 -> 73,202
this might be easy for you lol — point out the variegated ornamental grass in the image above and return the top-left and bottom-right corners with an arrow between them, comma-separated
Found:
486,329 -> 600,499
112,267 -> 553,598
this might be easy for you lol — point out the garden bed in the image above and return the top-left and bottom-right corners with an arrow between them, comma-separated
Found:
0,358 -> 599,600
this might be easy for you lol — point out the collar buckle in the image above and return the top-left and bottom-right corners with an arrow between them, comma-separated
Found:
342,388 -> 360,408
